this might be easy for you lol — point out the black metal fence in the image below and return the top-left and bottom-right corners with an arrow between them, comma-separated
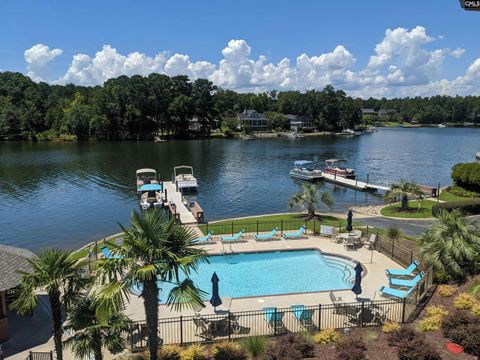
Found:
127,298 -> 410,347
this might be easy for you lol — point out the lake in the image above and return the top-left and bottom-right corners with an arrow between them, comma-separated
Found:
0,127 -> 478,251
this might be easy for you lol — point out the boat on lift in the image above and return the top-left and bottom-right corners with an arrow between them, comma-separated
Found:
136,168 -> 159,193
290,160 -> 324,181
174,165 -> 198,191
139,183 -> 163,210
324,159 -> 356,179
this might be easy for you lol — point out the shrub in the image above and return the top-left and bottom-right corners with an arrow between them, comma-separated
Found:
212,341 -> 247,360
447,323 -> 480,357
313,329 -> 342,344
128,354 -> 148,360
180,344 -> 208,360
448,185 -> 480,199
432,199 -> 480,217
471,303 -> 480,317
397,337 -> 441,360
387,226 -> 402,240
158,345 -> 182,360
418,315 -> 443,332
241,336 -> 267,359
387,326 -> 417,347
425,305 -> 449,318
453,293 -> 478,310
437,284 -> 456,297
265,333 -> 315,360
452,163 -> 480,193
335,333 -> 367,360
381,322 -> 402,333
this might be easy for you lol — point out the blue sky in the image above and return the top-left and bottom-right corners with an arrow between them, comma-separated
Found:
1,0 -> 479,97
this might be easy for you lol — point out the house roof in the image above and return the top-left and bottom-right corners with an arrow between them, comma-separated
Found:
0,244 -> 35,292
237,109 -> 266,120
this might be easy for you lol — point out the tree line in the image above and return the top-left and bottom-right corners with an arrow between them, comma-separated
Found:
1,71 -> 480,140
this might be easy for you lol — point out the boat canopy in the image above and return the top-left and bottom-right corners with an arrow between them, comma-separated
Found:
294,160 -> 315,167
136,168 -> 157,176
174,165 -> 194,176
325,159 -> 346,163
140,184 -> 162,192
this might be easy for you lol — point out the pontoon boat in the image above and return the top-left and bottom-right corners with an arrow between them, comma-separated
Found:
324,159 -> 356,179
290,160 -> 324,181
174,165 -> 198,190
136,168 -> 159,192
139,183 -> 163,210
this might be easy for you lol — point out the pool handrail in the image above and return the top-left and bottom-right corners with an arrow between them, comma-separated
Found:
282,225 -> 306,239
385,260 -> 420,277
389,272 -> 425,288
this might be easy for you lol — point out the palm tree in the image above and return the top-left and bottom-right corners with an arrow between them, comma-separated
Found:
95,209 -> 207,360
64,296 -> 131,360
288,183 -> 334,218
418,209 -> 480,280
384,180 -> 424,211
11,249 -> 89,360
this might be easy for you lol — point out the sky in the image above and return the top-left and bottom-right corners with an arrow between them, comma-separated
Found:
1,0 -> 480,98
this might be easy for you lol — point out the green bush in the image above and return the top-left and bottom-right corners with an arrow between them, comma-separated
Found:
335,333 -> 367,360
313,329 -> 342,344
241,336 -> 267,358
397,337 -> 441,360
432,199 -> 480,217
180,344 -> 208,360
387,325 -> 417,347
212,341 -> 247,360
448,185 -> 480,199
158,345 -> 182,360
265,334 -> 315,360
452,163 -> 480,193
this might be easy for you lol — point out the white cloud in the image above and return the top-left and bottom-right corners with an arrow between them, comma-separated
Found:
22,26 -> 480,97
24,44 -> 63,82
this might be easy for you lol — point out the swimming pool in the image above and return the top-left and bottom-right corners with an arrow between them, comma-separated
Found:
152,250 -> 357,302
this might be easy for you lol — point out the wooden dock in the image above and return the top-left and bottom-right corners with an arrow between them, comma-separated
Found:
162,181 -> 197,224
320,172 -> 390,192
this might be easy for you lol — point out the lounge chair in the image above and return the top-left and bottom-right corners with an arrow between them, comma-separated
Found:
263,307 -> 285,330
343,237 -> 356,250
385,260 -> 420,277
389,272 -> 424,288
291,304 -> 315,329
101,245 -> 123,259
379,285 -> 414,299
363,233 -> 376,249
282,225 -> 306,239
255,228 -> 279,241
193,232 -> 215,244
220,229 -> 246,242
329,291 -> 344,314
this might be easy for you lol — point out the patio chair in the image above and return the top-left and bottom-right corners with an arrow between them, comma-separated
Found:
379,285 -> 415,299
329,291 -> 344,314
255,228 -> 279,241
343,237 -> 356,251
291,304 -> 315,329
193,231 -> 215,244
282,225 -> 306,239
100,245 -> 123,259
363,233 -> 377,249
220,229 -> 246,242
263,307 -> 285,331
193,315 -> 211,339
389,272 -> 424,288
385,260 -> 420,277
320,225 -> 335,238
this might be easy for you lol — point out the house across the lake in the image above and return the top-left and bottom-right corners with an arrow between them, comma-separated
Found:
0,244 -> 34,342
288,115 -> 314,132
237,110 -> 268,131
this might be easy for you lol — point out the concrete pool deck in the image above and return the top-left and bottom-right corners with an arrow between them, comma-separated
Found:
124,234 -> 404,320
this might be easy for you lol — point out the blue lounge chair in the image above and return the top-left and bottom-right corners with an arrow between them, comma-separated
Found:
389,272 -> 424,288
282,225 -> 306,239
263,307 -> 285,328
193,232 -> 215,244
385,260 -> 420,277
220,229 -> 245,242
291,304 -> 315,328
101,245 -> 123,259
255,228 -> 279,241
379,286 -> 414,299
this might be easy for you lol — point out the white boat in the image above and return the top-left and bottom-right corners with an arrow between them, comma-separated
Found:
174,165 -> 198,190
438,124 -> 446,128
139,183 -> 163,210
476,152 -> 480,160
290,160 -> 324,181
136,168 -> 159,192
364,126 -> 376,133
324,159 -> 356,179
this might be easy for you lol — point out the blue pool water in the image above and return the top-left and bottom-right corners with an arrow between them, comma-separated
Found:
153,250 -> 356,302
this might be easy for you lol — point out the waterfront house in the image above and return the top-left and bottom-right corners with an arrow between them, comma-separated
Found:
361,108 -> 377,116
237,109 -> 268,131
0,244 -> 34,342
288,115 -> 314,132
378,109 -> 397,117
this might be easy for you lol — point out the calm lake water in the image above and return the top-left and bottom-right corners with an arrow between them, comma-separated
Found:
1,127 -> 479,251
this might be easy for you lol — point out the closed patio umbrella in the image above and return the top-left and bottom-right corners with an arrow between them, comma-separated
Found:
352,263 -> 363,298
346,210 -> 353,232
210,272 -> 222,308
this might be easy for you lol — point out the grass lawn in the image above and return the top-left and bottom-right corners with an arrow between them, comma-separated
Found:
380,200 -> 436,219
198,213 -> 361,235
439,189 -> 480,202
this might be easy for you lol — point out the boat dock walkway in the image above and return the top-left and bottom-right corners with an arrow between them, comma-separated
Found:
162,181 -> 197,224
320,172 -> 391,192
